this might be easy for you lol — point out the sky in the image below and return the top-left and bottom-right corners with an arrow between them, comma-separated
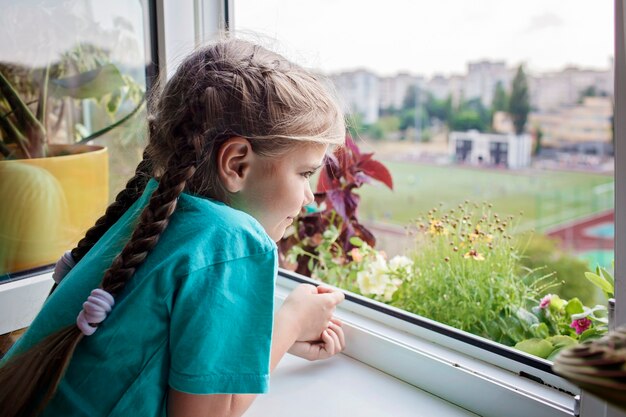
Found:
234,0 -> 614,77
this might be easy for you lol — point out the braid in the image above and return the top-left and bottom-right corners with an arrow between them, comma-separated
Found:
0,142 -> 197,417
100,141 -> 197,297
70,147 -> 153,263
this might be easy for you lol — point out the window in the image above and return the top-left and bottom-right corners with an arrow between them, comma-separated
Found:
234,0 -> 616,384
0,0 -> 156,280
0,0 -> 626,416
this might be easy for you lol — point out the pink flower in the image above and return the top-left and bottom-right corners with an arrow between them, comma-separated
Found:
570,318 -> 592,335
539,294 -> 552,309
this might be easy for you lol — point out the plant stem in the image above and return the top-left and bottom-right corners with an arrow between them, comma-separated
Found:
76,97 -> 145,145
0,112 -> 31,158
36,64 -> 50,128
0,99 -> 39,119
0,70 -> 45,158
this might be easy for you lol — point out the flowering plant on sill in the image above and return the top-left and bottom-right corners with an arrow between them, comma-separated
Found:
392,201 -> 555,346
513,266 -> 612,360
513,293 -> 608,360
279,134 -> 393,276
286,230 -> 413,303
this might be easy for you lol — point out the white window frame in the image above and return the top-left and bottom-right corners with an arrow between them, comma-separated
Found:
1,1 -> 623,416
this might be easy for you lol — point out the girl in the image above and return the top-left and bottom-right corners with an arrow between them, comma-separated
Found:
0,38 -> 347,417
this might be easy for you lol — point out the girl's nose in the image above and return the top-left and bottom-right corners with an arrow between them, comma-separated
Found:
303,181 -> 315,206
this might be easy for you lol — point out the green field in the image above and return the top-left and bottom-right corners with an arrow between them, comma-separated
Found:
357,161 -> 614,232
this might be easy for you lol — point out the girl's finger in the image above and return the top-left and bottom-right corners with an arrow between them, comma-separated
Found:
329,322 -> 346,350
321,329 -> 334,357
330,316 -> 343,326
327,327 -> 342,354
316,285 -> 336,294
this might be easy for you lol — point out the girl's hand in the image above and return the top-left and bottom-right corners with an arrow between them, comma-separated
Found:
288,318 -> 345,361
279,284 -> 345,342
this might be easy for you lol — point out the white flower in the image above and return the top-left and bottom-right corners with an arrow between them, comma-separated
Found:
389,256 -> 413,273
383,278 -> 404,302
357,254 -> 390,296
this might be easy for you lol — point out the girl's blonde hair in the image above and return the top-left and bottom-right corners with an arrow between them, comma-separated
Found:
0,38 -> 345,417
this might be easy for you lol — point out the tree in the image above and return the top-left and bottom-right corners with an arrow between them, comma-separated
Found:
462,98 -> 491,130
509,65 -> 530,135
425,93 -> 452,124
492,81 -> 509,113
578,85 -> 608,103
450,110 -> 486,132
402,85 -> 418,110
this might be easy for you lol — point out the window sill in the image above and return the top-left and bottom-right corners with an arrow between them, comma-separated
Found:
247,352 -> 479,417
275,270 -> 579,417
0,270 -> 53,335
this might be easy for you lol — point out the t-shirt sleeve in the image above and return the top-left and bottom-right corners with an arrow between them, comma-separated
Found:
168,248 -> 277,394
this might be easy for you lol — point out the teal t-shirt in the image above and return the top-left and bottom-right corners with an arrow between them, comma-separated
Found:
5,179 -> 277,416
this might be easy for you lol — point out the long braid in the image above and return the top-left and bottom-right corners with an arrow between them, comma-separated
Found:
100,144 -> 197,297
0,140 -> 198,417
47,146 -> 153,295
71,146 -> 153,263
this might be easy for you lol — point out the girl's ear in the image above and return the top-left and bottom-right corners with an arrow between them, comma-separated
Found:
217,137 -> 254,193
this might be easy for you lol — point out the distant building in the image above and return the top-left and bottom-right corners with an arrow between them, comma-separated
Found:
529,66 -> 613,112
379,72 -> 424,111
464,60 -> 510,107
449,131 -> 532,169
330,69 -> 380,124
528,96 -> 613,156
425,74 -> 464,105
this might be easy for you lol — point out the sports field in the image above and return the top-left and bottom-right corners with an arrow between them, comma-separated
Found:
357,160 -> 614,233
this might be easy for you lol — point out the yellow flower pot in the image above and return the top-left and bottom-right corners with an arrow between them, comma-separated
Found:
0,145 -> 109,275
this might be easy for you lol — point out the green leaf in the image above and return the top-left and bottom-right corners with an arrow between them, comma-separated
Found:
579,327 -> 605,343
565,298 -> 584,316
515,338 -> 554,359
585,271 -> 614,296
530,322 -> 550,339
349,236 -> 364,247
598,266 -> 615,286
49,63 -> 125,100
547,346 -> 568,361
516,307 -> 539,325
106,90 -> 122,116
546,335 -> 577,349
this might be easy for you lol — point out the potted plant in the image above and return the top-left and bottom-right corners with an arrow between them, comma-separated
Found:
0,44 -> 144,276
279,135 -> 393,276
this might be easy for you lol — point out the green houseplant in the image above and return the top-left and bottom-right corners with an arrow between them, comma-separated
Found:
0,44 -> 144,276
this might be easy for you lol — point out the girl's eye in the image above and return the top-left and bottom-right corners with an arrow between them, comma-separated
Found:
301,171 -> 315,179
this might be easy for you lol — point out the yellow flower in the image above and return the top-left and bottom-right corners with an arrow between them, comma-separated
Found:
463,249 -> 485,261
428,220 -> 448,236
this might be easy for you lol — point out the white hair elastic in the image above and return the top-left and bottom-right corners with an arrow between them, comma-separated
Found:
52,250 -> 76,284
76,289 -> 115,336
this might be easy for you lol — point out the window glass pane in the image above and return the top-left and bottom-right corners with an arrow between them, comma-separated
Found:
235,1 -> 615,361
0,0 -> 150,277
